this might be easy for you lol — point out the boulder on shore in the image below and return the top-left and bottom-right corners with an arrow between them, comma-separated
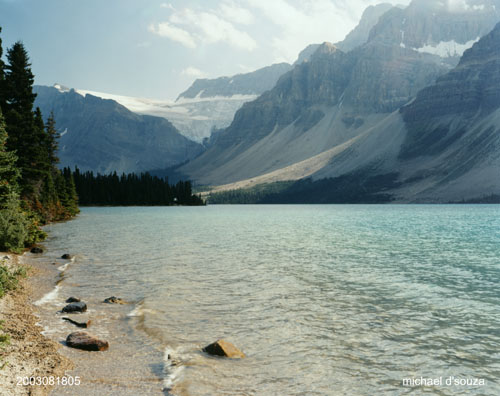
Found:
62,301 -> 87,313
103,296 -> 126,304
66,297 -> 81,303
202,339 -> 245,358
61,254 -> 73,260
30,247 -> 43,254
62,317 -> 91,328
66,332 -> 108,351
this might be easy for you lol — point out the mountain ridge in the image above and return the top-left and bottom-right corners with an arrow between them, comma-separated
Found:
33,85 -> 204,174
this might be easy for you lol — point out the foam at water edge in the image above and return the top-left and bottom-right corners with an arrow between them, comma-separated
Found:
127,299 -> 144,317
127,299 -> 160,317
34,285 -> 60,306
57,262 -> 70,272
163,347 -> 185,392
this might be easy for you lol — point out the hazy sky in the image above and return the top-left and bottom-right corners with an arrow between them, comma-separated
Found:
0,0 -> 410,100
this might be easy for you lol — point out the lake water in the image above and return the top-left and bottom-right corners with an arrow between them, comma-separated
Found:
33,205 -> 500,396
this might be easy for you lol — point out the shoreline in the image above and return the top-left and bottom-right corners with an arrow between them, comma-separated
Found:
0,252 -> 73,396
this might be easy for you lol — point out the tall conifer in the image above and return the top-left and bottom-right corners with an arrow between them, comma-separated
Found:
45,111 -> 59,165
0,27 -> 5,110
3,42 -> 40,193
0,110 -> 19,207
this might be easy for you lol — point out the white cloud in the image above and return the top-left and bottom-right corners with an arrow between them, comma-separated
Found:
181,67 -> 208,78
219,1 -> 255,25
150,4 -> 257,51
149,22 -> 196,48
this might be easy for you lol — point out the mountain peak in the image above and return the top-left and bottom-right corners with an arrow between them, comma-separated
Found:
53,83 -> 71,93
316,42 -> 337,54
335,3 -> 394,52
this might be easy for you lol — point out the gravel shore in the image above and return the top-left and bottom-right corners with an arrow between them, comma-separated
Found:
0,254 -> 73,396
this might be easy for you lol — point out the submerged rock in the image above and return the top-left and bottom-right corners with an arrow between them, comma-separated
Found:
203,339 -> 245,358
30,247 -> 43,254
62,301 -> 87,313
65,297 -> 81,303
62,317 -> 91,328
103,296 -> 126,304
66,332 -> 108,351
61,254 -> 73,260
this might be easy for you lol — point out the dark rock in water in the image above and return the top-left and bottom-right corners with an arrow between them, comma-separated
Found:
103,296 -> 126,304
66,332 -> 108,351
66,297 -> 81,303
203,339 -> 245,358
61,254 -> 73,260
30,247 -> 43,254
2,255 -> 10,260
62,301 -> 87,313
62,317 -> 91,328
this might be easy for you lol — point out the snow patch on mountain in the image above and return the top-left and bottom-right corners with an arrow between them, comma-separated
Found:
414,37 -> 480,57
54,83 -> 70,93
71,87 -> 256,142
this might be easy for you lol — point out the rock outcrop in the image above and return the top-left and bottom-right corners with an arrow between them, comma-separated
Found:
62,302 -> 87,313
65,297 -> 81,303
103,296 -> 126,304
66,332 -> 108,351
203,339 -> 245,358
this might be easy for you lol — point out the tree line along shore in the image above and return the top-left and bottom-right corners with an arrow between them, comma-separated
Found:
0,26 -> 204,254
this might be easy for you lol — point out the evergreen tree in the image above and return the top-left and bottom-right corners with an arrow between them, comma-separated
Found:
0,110 -> 30,252
0,28 -> 78,251
45,111 -> 59,165
62,167 -> 78,215
55,170 -> 69,208
0,27 -> 5,110
0,110 -> 19,208
3,42 -> 36,114
33,106 -> 50,175
3,42 -> 40,194
71,169 -> 204,206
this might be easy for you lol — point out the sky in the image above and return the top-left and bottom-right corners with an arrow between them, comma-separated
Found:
0,0 -> 411,100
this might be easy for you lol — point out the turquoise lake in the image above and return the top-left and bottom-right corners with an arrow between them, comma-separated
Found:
33,205 -> 500,395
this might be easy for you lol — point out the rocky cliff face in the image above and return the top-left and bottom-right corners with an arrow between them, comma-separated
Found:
34,86 -> 204,174
180,28 -> 447,182
369,0 -> 500,65
214,43 -> 352,147
400,21 -> 500,158
240,22 -> 500,203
